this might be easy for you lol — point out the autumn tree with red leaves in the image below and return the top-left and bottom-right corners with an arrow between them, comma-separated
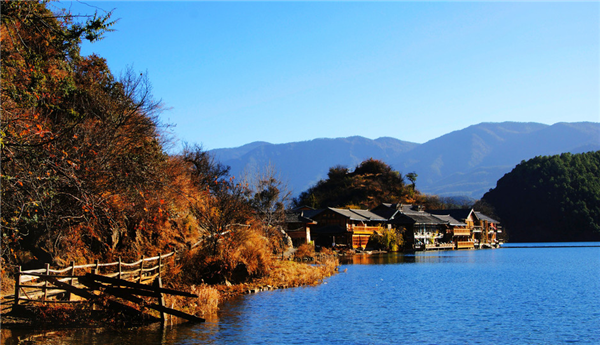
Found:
1,1 -> 178,266
1,2 -> 290,288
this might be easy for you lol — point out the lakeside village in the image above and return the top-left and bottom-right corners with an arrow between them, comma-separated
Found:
285,203 -> 502,252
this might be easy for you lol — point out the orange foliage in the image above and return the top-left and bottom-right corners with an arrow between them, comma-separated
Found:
0,3 -> 293,299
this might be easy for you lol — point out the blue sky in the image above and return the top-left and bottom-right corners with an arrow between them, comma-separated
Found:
55,1 -> 599,150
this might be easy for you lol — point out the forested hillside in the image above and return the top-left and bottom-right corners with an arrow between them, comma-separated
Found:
294,158 -> 447,210
0,2 -> 290,285
213,122 -> 600,198
482,152 -> 600,242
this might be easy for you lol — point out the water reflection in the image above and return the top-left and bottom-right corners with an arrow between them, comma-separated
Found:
339,251 -> 479,265
4,245 -> 599,344
2,324 -> 182,345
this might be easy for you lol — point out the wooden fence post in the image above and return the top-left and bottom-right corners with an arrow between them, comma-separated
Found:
43,263 -> 50,302
118,257 -> 122,280
68,261 -> 75,301
157,252 -> 166,326
138,256 -> 144,283
154,274 -> 167,327
158,253 -> 162,279
13,266 -> 21,307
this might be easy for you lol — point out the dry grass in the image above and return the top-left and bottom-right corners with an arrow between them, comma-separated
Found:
255,256 -> 338,288
319,247 -> 335,255
1,274 -> 15,297
188,285 -> 220,318
294,243 -> 315,259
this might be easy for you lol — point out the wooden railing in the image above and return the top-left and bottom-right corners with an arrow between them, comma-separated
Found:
456,241 -> 475,249
13,252 -> 175,306
425,243 -> 454,250
453,228 -> 471,236
350,225 -> 381,235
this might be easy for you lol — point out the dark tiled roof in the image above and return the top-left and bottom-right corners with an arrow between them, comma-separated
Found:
399,204 -> 425,214
405,213 -> 447,225
474,212 -> 500,224
432,214 -> 466,226
285,210 -> 320,224
285,212 -> 303,223
346,209 -> 388,222
370,204 -> 398,219
387,213 -> 416,225
328,208 -> 387,222
302,209 -> 324,220
429,209 -> 473,222
291,205 -> 315,212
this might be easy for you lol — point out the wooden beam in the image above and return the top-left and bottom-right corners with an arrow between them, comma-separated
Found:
37,276 -> 151,319
98,286 -> 204,323
78,277 -> 161,298
85,273 -> 196,297
40,277 -> 96,300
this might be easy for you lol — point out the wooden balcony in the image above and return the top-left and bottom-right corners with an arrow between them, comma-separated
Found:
452,228 -> 471,236
456,241 -> 475,249
351,226 -> 381,235
425,243 -> 454,250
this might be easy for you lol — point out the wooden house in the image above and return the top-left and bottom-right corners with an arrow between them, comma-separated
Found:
371,204 -> 449,251
474,212 -> 501,248
429,209 -> 475,249
284,208 -> 320,247
430,214 -> 469,249
310,208 -> 388,249
429,209 -> 502,249
285,203 -> 502,251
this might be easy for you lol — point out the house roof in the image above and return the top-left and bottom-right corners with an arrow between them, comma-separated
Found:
328,208 -> 388,222
429,208 -> 473,222
291,205 -> 316,212
346,209 -> 388,221
285,212 -> 313,224
474,212 -> 500,224
399,204 -> 426,214
404,213 -> 447,225
372,203 -> 449,225
370,204 -> 399,219
302,209 -> 324,220
285,209 -> 322,224
431,214 -> 467,227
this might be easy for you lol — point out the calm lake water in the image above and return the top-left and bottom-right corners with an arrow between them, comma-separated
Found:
5,243 -> 600,344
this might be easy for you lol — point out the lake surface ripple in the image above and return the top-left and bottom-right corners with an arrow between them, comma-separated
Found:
7,243 -> 600,344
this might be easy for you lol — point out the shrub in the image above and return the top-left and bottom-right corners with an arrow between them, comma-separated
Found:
179,226 -> 274,284
294,243 -> 315,259
369,228 -> 403,251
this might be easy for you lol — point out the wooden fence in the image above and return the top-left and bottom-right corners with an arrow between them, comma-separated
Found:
13,252 -> 175,306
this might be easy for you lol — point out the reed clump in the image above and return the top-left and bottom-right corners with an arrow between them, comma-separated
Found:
176,226 -> 275,286
161,284 -> 220,323
191,285 -> 220,317
294,243 -> 315,259
255,255 -> 339,288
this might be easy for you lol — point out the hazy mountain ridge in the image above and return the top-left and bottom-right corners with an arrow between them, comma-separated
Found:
211,122 -> 600,199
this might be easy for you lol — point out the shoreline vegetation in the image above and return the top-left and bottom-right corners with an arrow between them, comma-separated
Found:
3,2 -> 597,340
1,249 -> 339,330
0,1 -> 340,334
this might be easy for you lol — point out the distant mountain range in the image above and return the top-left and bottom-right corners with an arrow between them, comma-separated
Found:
211,122 -> 600,199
